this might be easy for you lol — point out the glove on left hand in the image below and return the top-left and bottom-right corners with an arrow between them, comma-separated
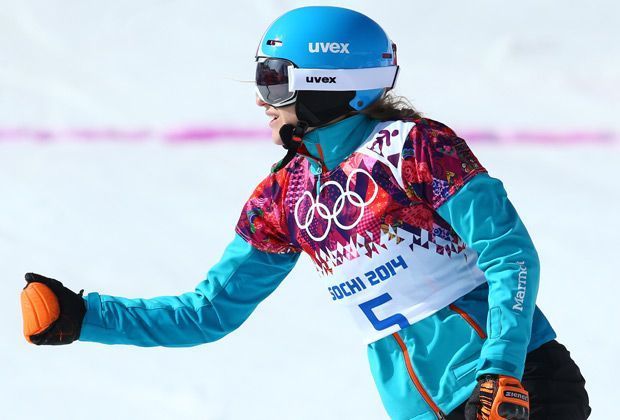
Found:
465,375 -> 530,420
20,273 -> 86,345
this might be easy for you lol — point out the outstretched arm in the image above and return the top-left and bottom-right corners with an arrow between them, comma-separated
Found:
23,163 -> 301,347
79,233 -> 299,346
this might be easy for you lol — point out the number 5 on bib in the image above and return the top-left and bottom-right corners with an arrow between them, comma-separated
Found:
359,293 -> 410,331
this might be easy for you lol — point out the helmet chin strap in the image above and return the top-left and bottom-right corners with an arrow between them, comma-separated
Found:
271,90 -> 357,173
271,120 -> 309,173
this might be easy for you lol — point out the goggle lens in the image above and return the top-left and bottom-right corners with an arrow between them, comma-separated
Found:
255,58 -> 296,106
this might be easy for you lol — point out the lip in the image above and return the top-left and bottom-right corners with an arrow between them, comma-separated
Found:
266,112 -> 279,128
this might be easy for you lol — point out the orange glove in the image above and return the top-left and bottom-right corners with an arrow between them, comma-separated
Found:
21,273 -> 86,345
465,375 -> 529,419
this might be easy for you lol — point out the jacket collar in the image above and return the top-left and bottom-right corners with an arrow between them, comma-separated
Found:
299,114 -> 377,172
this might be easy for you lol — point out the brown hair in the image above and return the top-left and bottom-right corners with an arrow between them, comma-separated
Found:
361,92 -> 422,121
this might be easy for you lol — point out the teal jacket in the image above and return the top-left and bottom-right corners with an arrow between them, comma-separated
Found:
80,115 -> 555,419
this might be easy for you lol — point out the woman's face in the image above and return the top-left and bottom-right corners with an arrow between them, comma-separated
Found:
256,95 -> 298,145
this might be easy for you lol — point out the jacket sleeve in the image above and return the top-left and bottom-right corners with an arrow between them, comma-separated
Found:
79,233 -> 300,346
436,173 -> 539,380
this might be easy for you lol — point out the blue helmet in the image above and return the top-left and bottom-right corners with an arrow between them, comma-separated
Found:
255,6 -> 399,127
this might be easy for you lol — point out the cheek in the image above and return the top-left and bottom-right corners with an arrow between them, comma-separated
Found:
270,105 -> 296,145
279,106 -> 298,125
271,120 -> 284,144
271,126 -> 283,144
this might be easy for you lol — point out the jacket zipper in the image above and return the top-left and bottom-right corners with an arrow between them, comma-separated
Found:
301,153 -> 326,199
449,304 -> 487,339
391,333 -> 447,419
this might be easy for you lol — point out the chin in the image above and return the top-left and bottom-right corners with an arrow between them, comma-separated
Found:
271,131 -> 283,145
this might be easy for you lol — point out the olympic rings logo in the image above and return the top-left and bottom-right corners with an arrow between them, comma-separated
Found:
294,168 -> 378,242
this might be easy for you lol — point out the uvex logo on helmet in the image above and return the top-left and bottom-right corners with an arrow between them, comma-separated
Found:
308,42 -> 350,54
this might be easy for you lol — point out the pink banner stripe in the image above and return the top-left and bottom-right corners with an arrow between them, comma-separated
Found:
0,128 -> 153,142
165,127 -> 271,142
0,126 -> 616,144
463,130 -> 617,144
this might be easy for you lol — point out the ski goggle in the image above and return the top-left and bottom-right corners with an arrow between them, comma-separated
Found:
255,56 -> 400,108
255,57 -> 297,107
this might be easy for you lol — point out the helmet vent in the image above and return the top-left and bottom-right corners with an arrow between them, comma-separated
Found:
266,39 -> 283,47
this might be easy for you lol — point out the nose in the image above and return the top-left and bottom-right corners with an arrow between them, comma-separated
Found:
256,94 -> 267,107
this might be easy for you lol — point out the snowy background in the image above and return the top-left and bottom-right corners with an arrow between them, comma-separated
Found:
1,0 -> 618,419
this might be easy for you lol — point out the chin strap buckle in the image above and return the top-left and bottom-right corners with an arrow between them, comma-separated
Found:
272,121 -> 309,173
280,121 -> 308,150
292,120 -> 308,143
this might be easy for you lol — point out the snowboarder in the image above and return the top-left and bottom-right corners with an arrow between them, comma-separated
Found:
20,6 -> 591,419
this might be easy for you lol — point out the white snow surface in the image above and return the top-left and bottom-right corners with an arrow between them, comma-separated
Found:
2,142 -> 618,419
1,1 -> 619,419
1,0 -> 618,130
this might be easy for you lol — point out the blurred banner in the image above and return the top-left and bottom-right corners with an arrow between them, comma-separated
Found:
1,0 -> 618,142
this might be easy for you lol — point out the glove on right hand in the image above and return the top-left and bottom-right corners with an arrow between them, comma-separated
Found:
21,273 -> 86,345
465,374 -> 530,419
